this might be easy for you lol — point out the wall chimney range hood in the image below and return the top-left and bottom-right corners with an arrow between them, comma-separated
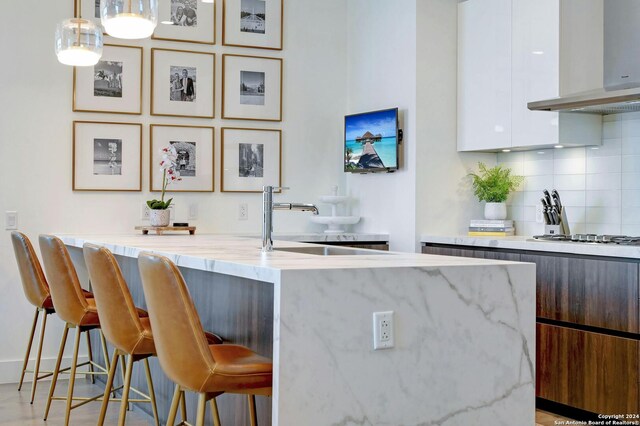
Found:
528,0 -> 640,114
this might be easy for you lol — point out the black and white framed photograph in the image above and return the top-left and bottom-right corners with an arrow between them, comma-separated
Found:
223,0 -> 282,50
150,124 -> 215,192
73,121 -> 142,191
151,48 -> 215,118
221,127 -> 281,192
74,44 -> 143,114
222,54 -> 282,121
153,0 -> 216,44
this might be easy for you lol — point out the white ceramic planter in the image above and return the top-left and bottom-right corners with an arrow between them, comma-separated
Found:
484,202 -> 507,220
150,209 -> 170,227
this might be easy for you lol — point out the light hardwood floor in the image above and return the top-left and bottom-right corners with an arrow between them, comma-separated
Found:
0,379 -> 570,425
0,379 -> 153,426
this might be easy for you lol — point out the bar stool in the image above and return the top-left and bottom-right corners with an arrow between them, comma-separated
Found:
83,243 -> 223,425
10,231 -> 95,404
38,235 -> 120,425
138,253 -> 273,426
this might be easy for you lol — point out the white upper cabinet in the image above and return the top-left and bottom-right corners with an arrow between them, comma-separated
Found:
458,0 -> 603,152
458,0 -> 512,151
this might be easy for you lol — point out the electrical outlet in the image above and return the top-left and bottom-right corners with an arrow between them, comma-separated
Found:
169,205 -> 175,221
535,204 -> 544,223
373,311 -> 394,350
142,204 -> 150,220
239,203 -> 248,221
5,211 -> 18,230
189,203 -> 198,220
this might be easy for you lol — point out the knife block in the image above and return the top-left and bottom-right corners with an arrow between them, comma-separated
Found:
545,207 -> 571,236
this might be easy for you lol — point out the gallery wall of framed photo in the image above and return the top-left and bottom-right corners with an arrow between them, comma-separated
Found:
71,0 -> 284,195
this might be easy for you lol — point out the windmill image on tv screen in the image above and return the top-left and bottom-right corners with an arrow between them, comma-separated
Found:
344,108 -> 398,172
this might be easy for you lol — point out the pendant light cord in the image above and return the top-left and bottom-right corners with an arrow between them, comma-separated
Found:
75,0 -> 81,46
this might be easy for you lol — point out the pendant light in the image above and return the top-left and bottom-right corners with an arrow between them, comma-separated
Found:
101,0 -> 159,40
55,0 -> 103,66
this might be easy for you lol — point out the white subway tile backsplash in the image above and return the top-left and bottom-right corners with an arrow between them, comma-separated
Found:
586,207 -> 621,224
622,173 -> 640,190
497,113 -> 640,235
585,223 -> 622,235
554,158 -> 586,175
524,160 -> 554,176
585,173 -> 621,191
621,190 -> 640,207
524,175 -> 554,192
586,190 -> 621,207
621,138 -> 640,155
586,156 -> 621,174
622,155 -> 640,173
554,174 -> 586,191
602,121 -> 621,139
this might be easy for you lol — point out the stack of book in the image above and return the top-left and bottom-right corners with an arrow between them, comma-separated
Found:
468,220 -> 515,237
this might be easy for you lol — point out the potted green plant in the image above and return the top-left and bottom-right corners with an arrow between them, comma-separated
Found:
147,146 -> 182,227
469,162 -> 523,220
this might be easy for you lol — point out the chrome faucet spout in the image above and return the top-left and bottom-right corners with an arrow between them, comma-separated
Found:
262,187 -> 319,252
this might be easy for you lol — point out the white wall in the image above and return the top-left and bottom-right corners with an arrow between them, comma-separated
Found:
0,0 -> 347,383
345,0 -> 418,252
415,0 -> 495,245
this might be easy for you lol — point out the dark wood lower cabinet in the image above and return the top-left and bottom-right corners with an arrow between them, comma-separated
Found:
537,323 -> 639,415
321,242 -> 389,251
423,243 -> 640,417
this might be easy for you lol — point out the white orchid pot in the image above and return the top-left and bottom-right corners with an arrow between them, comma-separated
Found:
150,209 -> 170,227
484,202 -> 507,220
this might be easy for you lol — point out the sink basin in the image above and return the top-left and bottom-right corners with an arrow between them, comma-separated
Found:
273,246 -> 394,256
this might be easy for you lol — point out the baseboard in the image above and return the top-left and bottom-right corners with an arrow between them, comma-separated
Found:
0,356 -> 90,385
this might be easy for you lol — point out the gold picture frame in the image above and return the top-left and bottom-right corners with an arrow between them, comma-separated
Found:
221,54 -> 283,122
221,127 -> 282,193
151,48 -> 216,118
150,124 -> 215,193
222,0 -> 283,50
71,120 -> 142,192
73,44 -> 143,115
152,0 -> 217,45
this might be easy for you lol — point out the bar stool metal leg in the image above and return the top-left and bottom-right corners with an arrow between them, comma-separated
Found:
64,326 -> 83,426
210,397 -> 221,426
18,308 -> 40,392
166,384 -> 182,426
181,390 -> 188,423
85,331 -> 95,384
143,358 -> 160,426
98,349 -> 120,426
29,309 -> 48,404
195,393 -> 207,426
44,323 -> 69,420
117,355 -> 134,426
248,394 -> 258,426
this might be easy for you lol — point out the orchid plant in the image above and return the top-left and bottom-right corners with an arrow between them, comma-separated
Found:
147,146 -> 182,210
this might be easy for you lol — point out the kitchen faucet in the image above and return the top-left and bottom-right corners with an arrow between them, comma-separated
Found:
262,186 -> 319,252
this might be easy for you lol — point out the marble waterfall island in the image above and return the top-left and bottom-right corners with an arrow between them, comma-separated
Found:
60,234 -> 536,426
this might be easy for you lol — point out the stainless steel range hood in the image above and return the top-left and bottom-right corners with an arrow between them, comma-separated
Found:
528,0 -> 640,114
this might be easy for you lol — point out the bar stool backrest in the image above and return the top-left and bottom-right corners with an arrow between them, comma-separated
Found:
83,243 -> 149,354
11,232 -> 50,308
138,252 -> 215,391
38,235 -> 90,325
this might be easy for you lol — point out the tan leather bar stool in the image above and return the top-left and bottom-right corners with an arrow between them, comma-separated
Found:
11,231 -> 95,404
138,253 -> 273,426
38,235 -> 119,426
83,243 -> 224,426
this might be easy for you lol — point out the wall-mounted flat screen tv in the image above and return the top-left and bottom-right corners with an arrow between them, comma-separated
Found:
344,107 -> 399,173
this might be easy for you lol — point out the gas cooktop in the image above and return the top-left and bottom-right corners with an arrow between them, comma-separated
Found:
532,234 -> 640,245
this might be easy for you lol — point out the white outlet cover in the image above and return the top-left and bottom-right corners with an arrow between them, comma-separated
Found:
373,311 -> 394,350
5,211 -> 18,230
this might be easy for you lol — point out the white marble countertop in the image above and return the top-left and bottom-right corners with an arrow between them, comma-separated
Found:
59,234 -> 516,282
421,235 -> 640,259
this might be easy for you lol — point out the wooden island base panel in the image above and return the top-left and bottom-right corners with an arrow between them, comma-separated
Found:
423,243 -> 640,419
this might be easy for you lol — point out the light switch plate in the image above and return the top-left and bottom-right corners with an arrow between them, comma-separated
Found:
188,204 -> 198,220
5,211 -> 18,230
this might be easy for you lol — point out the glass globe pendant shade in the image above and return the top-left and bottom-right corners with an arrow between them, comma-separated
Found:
101,0 -> 159,39
55,18 -> 103,67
